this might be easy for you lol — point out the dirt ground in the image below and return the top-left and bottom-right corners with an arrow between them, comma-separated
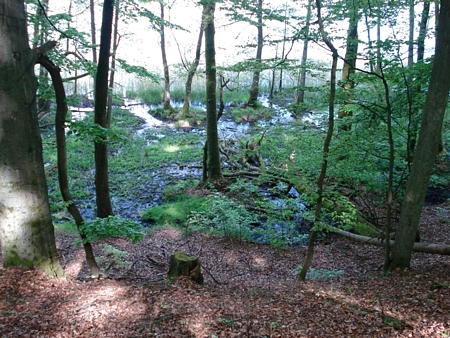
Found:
1,203 -> 449,337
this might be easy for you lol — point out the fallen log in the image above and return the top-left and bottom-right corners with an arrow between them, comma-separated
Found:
329,226 -> 450,255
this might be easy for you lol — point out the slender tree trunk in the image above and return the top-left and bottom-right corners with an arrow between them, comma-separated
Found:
107,0 -> 120,128
37,56 -> 102,277
278,2 -> 288,92
298,0 -> 338,282
90,0 -> 97,97
294,0 -> 312,105
338,1 -> 359,131
408,0 -> 415,66
248,0 -> 263,107
182,9 -> 205,118
388,0 -> 450,271
160,3 -> 172,111
90,0 -> 98,64
0,0 -> 63,277
203,0 -> 222,181
94,0 -> 114,218
417,1 -> 431,62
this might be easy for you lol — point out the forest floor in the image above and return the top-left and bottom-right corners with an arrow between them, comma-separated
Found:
1,202 -> 450,337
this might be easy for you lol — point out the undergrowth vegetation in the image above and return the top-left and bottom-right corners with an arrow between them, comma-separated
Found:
42,77 -> 450,250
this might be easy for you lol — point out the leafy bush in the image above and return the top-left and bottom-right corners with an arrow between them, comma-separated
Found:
78,215 -> 144,244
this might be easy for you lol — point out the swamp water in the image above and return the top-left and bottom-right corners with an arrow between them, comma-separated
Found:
61,98 -> 324,245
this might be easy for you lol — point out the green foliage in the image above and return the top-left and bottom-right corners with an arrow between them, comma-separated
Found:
79,215 -> 144,244
140,195 -> 210,225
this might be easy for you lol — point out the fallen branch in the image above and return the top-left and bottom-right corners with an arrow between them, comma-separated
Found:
329,226 -> 450,255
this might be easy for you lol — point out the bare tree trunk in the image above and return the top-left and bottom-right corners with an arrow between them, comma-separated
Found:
297,0 -> 338,282
338,1 -> 359,131
182,9 -> 204,118
294,0 -> 312,105
38,56 -> 102,277
160,3 -> 172,112
248,0 -> 263,107
278,2 -> 288,92
408,0 -> 415,66
203,0 -> 222,182
90,0 -> 98,64
388,0 -> 450,271
94,0 -> 114,218
107,0 -> 120,128
417,1 -> 431,62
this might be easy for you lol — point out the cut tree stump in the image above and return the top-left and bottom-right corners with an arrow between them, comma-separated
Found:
168,252 -> 204,284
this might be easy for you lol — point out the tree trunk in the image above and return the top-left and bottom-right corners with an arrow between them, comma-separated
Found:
388,0 -> 450,271
37,56 -> 102,277
160,3 -> 172,112
408,0 -> 415,66
338,1 -> 359,131
182,9 -> 204,118
417,1 -> 430,62
106,0 -> 120,128
0,1 -> 63,277
94,0 -> 114,218
298,0 -> 338,282
90,0 -> 98,64
247,0 -> 263,107
203,0 -> 222,182
294,0 -> 312,105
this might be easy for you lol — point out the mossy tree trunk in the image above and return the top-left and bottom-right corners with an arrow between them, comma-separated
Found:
0,1 -> 63,277
168,252 -> 204,284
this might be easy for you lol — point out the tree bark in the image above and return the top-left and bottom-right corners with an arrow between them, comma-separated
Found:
0,1 -> 63,277
338,1 -> 359,131
294,0 -> 312,105
247,0 -> 263,107
94,0 -> 114,218
160,3 -> 172,112
182,8 -> 204,118
37,56 -> 102,277
298,0 -> 338,282
203,0 -> 222,181
106,0 -> 120,128
90,0 -> 98,64
408,0 -> 415,66
417,1 -> 430,62
388,0 -> 450,271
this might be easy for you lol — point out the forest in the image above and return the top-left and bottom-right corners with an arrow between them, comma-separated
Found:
0,0 -> 449,336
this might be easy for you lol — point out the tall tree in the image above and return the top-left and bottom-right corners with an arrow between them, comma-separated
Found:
297,0 -> 338,282
94,0 -> 115,218
408,0 -> 415,66
90,0 -> 98,64
338,0 -> 360,131
248,0 -> 263,107
388,0 -> 450,271
417,0 -> 431,62
160,1 -> 173,112
294,0 -> 313,105
107,0 -> 121,127
202,0 -> 222,181
0,0 -> 63,277
181,8 -> 204,118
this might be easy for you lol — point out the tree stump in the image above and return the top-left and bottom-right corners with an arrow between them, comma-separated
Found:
168,252 -> 204,284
